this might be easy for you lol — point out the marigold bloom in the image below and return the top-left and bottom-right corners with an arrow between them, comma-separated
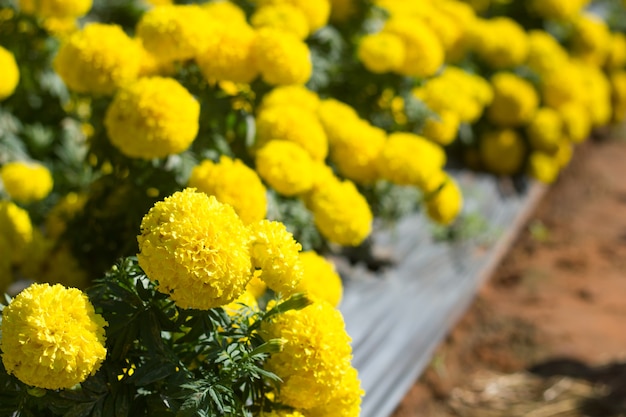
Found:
558,102 -> 591,143
305,177 -> 372,246
255,105 -> 327,161
295,251 -> 343,307
196,21 -> 258,84
105,77 -> 200,159
18,0 -> 92,19
53,23 -> 142,95
260,85 -> 320,112
251,4 -> 310,40
0,46 -> 19,101
255,140 -> 315,196
137,189 -> 252,310
306,366 -> 363,417
223,289 -> 259,315
540,63 -> 587,109
249,220 -> 303,296
188,157 -> 267,224
261,301 -> 360,410
0,201 -> 33,264
259,411 -> 306,417
1,283 -> 107,390
254,0 -> 330,32
254,28 -> 312,85
377,132 -> 446,190
136,4 -> 217,63
203,0 -> 247,23
528,0 -> 591,21
329,0 -> 358,23
422,110 -> 460,146
382,17 -> 444,77
469,17 -> 528,69
526,30 -> 569,75
1,161 -> 53,204
487,72 -> 539,127
527,152 -> 560,184
425,176 -> 463,226
571,14 -> 611,67
357,32 -> 406,74
479,129 -> 527,176
526,107 -> 563,153
611,71 -> 626,123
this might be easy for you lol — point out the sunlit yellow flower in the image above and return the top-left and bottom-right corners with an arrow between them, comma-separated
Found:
53,23 -> 143,95
189,157 -> 267,225
606,33 -> 626,70
295,251 -> 343,307
260,300 -> 360,410
306,365 -> 363,417
526,30 -> 569,75
255,104 -> 327,161
558,102 -> 591,143
249,220 -> 303,296
18,0 -> 91,19
571,14 -> 611,67
1,161 -> 53,204
0,45 -> 19,101
487,72 -> 539,127
223,290 -> 259,315
425,176 -> 463,226
329,0 -> 358,23
255,140 -> 315,196
137,189 -> 252,310
526,107 -> 563,153
260,85 -> 320,112
527,0 -> 591,21
382,16 -> 444,77
136,4 -> 217,63
357,32 -> 405,74
253,0 -> 330,32
196,21 -> 258,84
422,110 -> 460,146
104,77 -> 200,159
527,152 -> 560,184
1,283 -> 107,390
479,129 -> 527,176
253,28 -> 312,85
202,0 -> 247,23
469,17 -> 528,69
251,4 -> 309,40
305,177 -> 372,246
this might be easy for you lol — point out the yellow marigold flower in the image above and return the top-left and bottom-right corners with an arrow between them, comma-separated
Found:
255,104 -> 327,161
249,220 -> 303,296
0,45 -> 19,101
571,14 -> 611,67
526,30 -> 569,75
558,102 -> 591,143
1,161 -> 53,204
253,28 -> 312,86
306,365 -> 363,417
260,300 -> 359,410
53,23 -> 142,95
260,85 -> 320,112
1,283 -> 107,390
255,140 -> 315,196
329,0 -> 358,23
203,0 -> 247,23
580,63 -> 612,128
188,157 -> 267,225
246,271 -> 267,299
18,0 -> 91,19
357,32 -> 406,74
469,17 -> 528,69
611,70 -> 626,123
487,72 -> 539,127
196,21 -> 259,84
251,4 -> 310,40
425,176 -> 463,226
295,251 -> 343,307
527,152 -> 560,184
526,107 -> 563,153
0,201 -> 33,264
136,4 -> 217,63
254,0 -> 330,32
382,17 -> 444,77
104,77 -> 200,159
528,0 -> 591,21
422,110 -> 461,146
479,129 -> 527,176
554,139 -> 574,168
137,189 -> 252,310
317,98 -> 360,134
540,63 -> 587,109
259,410 -> 306,417
305,177 -> 372,246
330,120 -> 386,185
606,33 -> 626,70
143,0 -> 173,5
377,132 -> 446,190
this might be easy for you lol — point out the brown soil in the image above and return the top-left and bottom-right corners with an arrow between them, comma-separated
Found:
391,131 -> 626,417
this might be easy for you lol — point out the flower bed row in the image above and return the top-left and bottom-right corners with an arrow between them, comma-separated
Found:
0,0 -> 626,416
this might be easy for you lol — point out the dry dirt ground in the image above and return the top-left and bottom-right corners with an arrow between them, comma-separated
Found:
390,131 -> 626,417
